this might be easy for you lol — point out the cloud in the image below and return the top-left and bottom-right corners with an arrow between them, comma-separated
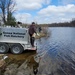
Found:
15,0 -> 51,11
38,4 -> 75,15
33,15 -> 74,24
14,13 -> 32,23
14,0 -> 75,24
58,0 -> 75,5
35,4 -> 75,23
14,4 -> 75,24
44,0 -> 52,5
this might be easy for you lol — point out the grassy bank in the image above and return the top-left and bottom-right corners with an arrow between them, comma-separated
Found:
35,32 -> 47,39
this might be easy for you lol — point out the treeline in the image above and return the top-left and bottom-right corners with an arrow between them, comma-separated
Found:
49,20 -> 75,27
39,19 -> 75,27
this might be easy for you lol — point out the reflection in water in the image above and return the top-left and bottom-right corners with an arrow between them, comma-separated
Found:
27,56 -> 39,75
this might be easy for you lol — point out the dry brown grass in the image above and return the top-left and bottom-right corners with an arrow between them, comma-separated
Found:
35,32 -> 47,39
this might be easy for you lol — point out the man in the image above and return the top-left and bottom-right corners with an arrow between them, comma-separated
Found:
28,22 -> 36,47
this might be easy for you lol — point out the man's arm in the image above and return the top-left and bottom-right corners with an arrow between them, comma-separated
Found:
33,26 -> 36,33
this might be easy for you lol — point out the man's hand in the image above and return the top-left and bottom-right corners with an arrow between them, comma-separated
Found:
36,33 -> 40,36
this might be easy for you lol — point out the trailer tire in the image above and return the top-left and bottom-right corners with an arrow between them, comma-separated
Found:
10,44 -> 24,54
0,43 -> 9,53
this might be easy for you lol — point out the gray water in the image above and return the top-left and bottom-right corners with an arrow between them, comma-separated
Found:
36,27 -> 75,75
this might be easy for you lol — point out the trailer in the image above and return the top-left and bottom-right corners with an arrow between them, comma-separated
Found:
0,27 -> 37,54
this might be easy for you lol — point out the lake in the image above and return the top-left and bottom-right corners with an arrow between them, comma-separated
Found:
36,27 -> 75,75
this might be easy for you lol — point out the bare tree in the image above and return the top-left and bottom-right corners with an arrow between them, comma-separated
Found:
0,0 -> 16,24
0,0 -> 6,24
7,0 -> 16,23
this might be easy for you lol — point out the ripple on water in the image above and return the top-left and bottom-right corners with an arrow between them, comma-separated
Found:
37,27 -> 75,75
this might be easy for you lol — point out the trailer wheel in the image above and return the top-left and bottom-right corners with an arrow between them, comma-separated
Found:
0,43 -> 9,53
10,44 -> 24,54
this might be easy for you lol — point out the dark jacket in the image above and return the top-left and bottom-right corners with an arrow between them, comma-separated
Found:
28,25 -> 36,35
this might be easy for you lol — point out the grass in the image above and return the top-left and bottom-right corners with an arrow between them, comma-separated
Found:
35,32 -> 47,39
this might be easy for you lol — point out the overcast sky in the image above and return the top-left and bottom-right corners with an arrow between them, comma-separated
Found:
14,0 -> 75,24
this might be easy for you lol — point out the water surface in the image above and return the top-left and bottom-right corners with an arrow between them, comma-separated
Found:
37,27 -> 75,75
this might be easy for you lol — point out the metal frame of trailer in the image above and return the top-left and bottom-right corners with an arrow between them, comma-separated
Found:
0,27 -> 37,54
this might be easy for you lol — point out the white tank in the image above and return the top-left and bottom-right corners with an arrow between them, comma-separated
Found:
0,27 -> 29,44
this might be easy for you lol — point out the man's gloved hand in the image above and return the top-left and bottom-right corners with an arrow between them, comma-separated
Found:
36,33 -> 40,36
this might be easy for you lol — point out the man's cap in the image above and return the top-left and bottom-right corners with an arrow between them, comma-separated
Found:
32,22 -> 35,24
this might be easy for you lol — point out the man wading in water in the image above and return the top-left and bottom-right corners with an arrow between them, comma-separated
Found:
28,22 -> 36,48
